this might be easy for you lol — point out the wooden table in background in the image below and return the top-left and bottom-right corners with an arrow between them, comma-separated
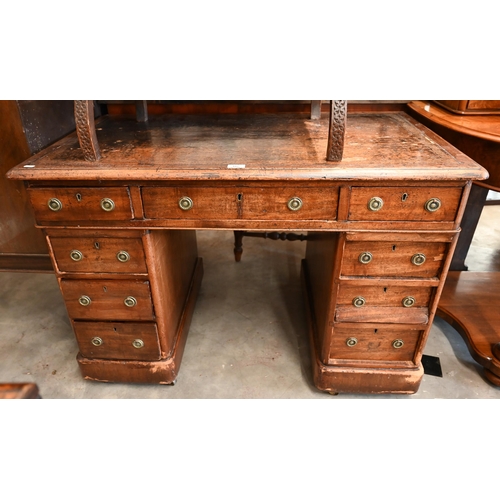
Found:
408,100 -> 500,385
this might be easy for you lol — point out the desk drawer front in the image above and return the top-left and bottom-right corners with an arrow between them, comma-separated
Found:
74,321 -> 161,360
61,280 -> 154,321
142,187 -> 338,220
341,241 -> 448,278
335,284 -> 433,324
329,324 -> 423,362
49,237 -> 148,274
348,187 -> 463,221
337,284 -> 433,307
29,187 -> 133,223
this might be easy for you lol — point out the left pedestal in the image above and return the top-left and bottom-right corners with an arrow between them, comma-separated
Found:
45,228 -> 202,384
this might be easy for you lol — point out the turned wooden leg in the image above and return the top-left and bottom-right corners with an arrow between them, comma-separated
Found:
74,100 -> 101,162
234,230 -> 244,262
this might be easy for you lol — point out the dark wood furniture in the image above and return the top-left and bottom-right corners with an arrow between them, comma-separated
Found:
434,100 -> 500,115
408,100 -> 500,385
7,108 -> 487,394
0,383 -> 40,399
0,101 -> 77,272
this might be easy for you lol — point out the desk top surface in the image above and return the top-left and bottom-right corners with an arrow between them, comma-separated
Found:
8,111 -> 488,183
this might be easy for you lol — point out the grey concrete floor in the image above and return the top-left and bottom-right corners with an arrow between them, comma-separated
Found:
1,206 -> 500,399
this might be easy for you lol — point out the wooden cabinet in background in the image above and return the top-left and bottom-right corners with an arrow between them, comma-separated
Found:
0,100 -> 76,271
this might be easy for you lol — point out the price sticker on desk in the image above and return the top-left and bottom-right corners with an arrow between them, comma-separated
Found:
227,164 -> 246,169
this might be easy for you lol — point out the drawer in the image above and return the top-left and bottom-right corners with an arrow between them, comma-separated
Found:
74,321 -> 161,361
347,187 -> 463,221
49,236 -> 147,274
29,187 -> 133,223
341,240 -> 448,278
142,186 -> 338,220
334,284 -> 433,323
329,324 -> 423,363
60,280 -> 154,321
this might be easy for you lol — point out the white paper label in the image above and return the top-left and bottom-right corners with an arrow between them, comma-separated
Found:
227,164 -> 245,169
23,164 -> 35,168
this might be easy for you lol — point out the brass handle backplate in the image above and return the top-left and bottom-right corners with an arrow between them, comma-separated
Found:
179,197 -> 193,210
70,250 -> 83,262
346,337 -> 358,347
392,339 -> 404,349
358,252 -> 373,264
287,197 -> 303,211
78,295 -> 92,307
132,339 -> 144,349
116,251 -> 130,263
124,296 -> 137,308
425,198 -> 441,212
368,197 -> 384,211
100,198 -> 115,211
411,253 -> 426,266
91,337 -> 103,346
402,296 -> 416,308
48,198 -> 63,211
352,296 -> 366,308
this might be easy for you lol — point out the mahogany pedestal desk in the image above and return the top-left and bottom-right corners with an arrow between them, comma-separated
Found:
7,111 -> 487,394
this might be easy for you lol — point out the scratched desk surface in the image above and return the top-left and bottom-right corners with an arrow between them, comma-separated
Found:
8,112 -> 488,183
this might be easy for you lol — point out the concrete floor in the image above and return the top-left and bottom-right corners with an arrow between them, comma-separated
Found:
1,206 -> 500,399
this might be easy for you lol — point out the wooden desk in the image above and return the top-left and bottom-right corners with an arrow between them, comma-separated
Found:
7,111 -> 487,394
408,100 -> 500,385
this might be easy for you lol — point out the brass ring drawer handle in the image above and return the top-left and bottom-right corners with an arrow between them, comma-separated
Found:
358,252 -> 373,264
179,196 -> 193,210
124,296 -> 137,307
368,197 -> 384,211
392,339 -> 404,349
287,197 -> 303,211
346,337 -> 358,347
411,253 -> 426,266
100,198 -> 115,212
116,250 -> 130,263
425,198 -> 441,212
79,295 -> 92,307
48,198 -> 63,211
91,337 -> 103,346
132,339 -> 144,349
402,296 -> 416,308
70,250 -> 83,261
352,296 -> 366,307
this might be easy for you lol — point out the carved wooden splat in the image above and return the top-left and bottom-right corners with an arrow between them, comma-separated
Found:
327,100 -> 347,162
74,100 -> 101,162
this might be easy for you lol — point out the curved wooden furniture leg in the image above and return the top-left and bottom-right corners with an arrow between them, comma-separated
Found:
326,100 -> 347,161
234,230 -> 244,262
74,100 -> 101,162
436,271 -> 500,386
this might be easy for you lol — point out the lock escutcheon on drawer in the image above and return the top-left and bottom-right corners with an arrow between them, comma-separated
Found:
49,237 -> 147,273
342,240 -> 449,278
348,187 -> 463,221
29,187 -> 133,223
142,186 -> 338,220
